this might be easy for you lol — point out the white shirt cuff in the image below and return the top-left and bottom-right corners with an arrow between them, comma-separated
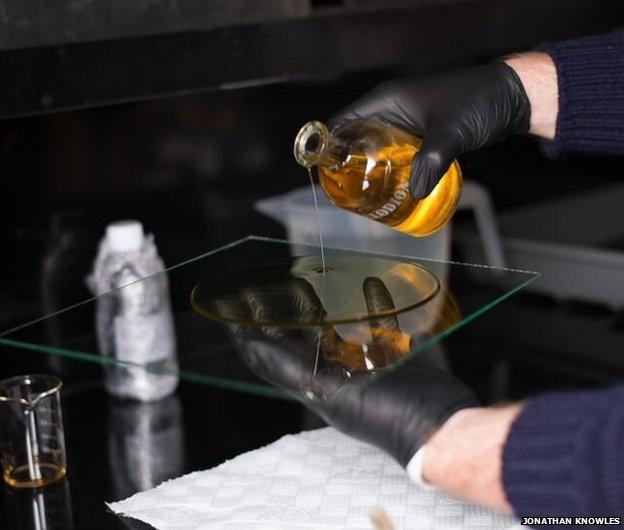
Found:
406,446 -> 436,491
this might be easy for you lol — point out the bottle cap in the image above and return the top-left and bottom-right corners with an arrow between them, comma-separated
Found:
105,220 -> 144,253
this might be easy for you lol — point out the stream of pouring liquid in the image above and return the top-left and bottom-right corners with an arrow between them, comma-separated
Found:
307,168 -> 326,273
307,167 -> 326,385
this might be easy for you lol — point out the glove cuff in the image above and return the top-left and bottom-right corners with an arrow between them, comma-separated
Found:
494,60 -> 532,136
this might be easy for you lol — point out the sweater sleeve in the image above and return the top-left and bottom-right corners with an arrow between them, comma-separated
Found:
503,384 -> 624,518
538,29 -> 624,157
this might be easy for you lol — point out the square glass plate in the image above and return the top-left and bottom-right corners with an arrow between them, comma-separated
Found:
0,236 -> 539,401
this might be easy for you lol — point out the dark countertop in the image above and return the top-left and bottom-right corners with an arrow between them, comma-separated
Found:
0,359 -> 309,530
2,285 -> 623,529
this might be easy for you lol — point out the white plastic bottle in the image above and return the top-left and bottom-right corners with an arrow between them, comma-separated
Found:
88,220 -> 179,401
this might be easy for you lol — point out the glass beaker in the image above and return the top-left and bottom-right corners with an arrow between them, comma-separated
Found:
0,375 -> 67,489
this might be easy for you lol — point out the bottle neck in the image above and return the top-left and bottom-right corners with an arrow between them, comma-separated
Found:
294,121 -> 348,169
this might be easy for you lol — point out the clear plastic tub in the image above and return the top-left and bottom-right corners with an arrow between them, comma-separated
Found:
255,186 -> 451,261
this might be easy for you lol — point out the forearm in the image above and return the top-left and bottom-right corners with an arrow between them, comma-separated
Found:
419,385 -> 624,518
420,404 -> 523,513
535,28 -> 624,156
504,28 -> 624,154
504,52 -> 558,140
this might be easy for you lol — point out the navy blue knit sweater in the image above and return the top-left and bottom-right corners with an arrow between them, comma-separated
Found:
503,29 -> 624,520
538,29 -> 624,157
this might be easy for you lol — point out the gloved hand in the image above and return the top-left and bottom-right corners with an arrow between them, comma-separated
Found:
330,62 -> 531,199
225,276 -> 479,467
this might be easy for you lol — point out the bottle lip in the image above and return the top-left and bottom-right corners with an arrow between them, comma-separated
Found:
293,121 -> 329,168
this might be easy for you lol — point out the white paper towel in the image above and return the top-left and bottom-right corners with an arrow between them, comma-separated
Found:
108,427 -> 520,530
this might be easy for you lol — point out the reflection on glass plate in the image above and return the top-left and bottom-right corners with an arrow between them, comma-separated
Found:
190,254 -> 440,327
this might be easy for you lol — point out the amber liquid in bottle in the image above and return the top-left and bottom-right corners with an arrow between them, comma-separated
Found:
294,120 -> 462,237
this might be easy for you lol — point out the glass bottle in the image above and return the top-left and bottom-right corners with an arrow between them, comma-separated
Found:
294,119 -> 462,237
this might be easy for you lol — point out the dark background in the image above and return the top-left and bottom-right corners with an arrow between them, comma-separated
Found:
2,1 -> 624,528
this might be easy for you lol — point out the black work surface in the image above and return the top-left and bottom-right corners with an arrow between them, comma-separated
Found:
1,286 -> 623,529
0,362 -> 305,530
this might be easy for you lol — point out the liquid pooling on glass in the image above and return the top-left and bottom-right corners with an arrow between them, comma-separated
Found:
190,254 -> 439,327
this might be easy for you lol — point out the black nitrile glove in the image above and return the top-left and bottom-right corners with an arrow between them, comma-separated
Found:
226,276 -> 479,467
330,62 -> 531,199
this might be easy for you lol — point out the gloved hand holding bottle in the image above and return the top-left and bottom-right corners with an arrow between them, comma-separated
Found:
329,59 -> 536,199
294,54 -> 556,237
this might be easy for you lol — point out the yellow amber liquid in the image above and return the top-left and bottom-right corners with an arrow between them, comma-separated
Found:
318,139 -> 462,237
4,461 -> 66,489
190,254 -> 439,327
321,324 -> 412,373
